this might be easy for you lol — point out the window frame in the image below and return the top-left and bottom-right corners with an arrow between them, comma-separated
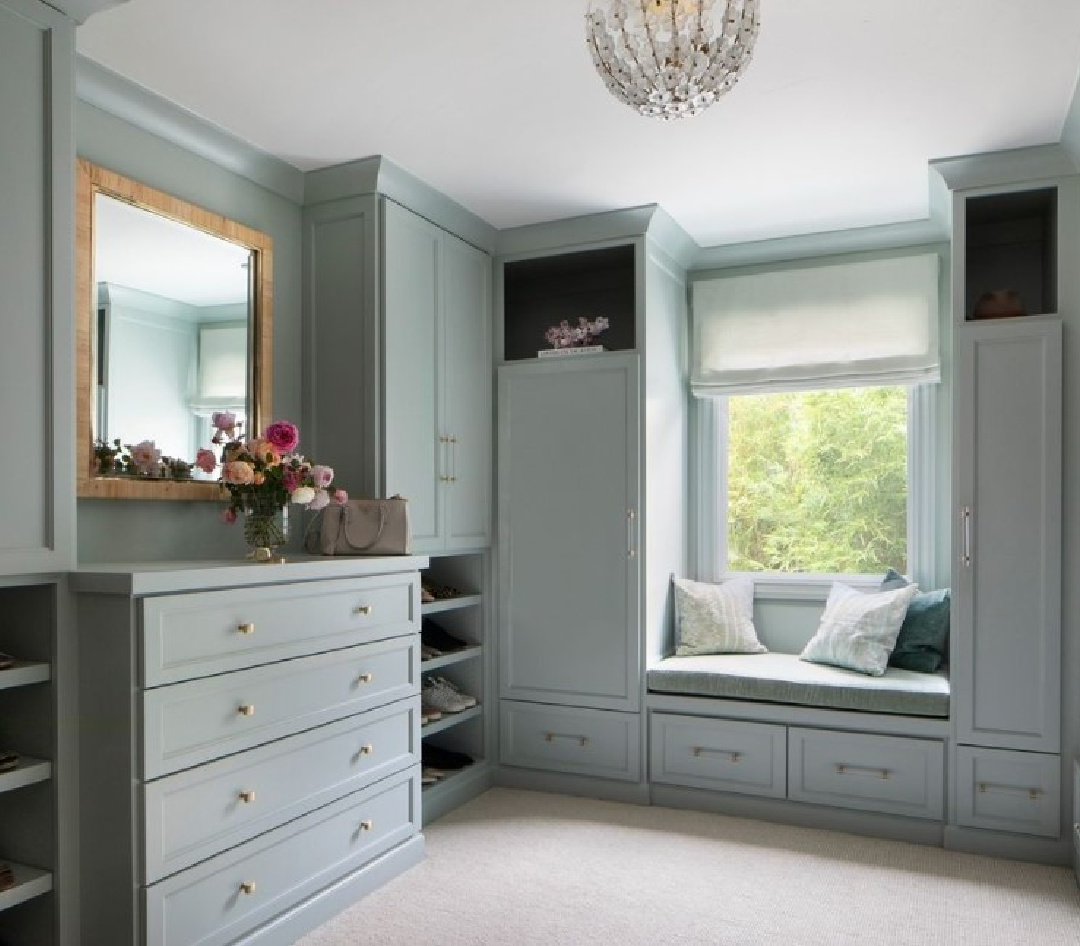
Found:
692,383 -> 937,601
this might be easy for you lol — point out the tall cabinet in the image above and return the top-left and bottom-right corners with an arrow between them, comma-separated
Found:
941,165 -> 1073,851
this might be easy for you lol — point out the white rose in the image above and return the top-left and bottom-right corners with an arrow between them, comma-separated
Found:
290,485 -> 316,505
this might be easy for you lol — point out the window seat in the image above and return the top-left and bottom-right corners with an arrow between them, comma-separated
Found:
647,653 -> 950,718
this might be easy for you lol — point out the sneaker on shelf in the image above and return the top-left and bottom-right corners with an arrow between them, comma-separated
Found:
0,863 -> 14,893
421,581 -> 462,602
0,652 -> 14,672
421,768 -> 441,786
420,643 -> 442,661
421,618 -> 468,655
421,586 -> 435,604
420,704 -> 443,725
0,751 -> 18,774
422,744 -> 474,771
421,676 -> 474,714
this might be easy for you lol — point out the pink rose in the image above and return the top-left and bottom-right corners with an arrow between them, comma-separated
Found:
212,411 -> 236,430
311,464 -> 334,488
332,489 -> 349,505
245,438 -> 280,466
130,440 -> 162,476
195,449 -> 217,475
221,507 -> 237,524
221,460 -> 255,486
283,470 -> 301,493
308,488 -> 331,511
264,421 -> 300,454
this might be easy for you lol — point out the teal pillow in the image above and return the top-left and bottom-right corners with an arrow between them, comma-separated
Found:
880,569 -> 950,673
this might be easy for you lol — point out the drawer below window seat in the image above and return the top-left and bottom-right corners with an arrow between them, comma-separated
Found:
648,653 -> 950,718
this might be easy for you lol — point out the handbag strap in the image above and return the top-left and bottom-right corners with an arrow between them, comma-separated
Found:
339,503 -> 389,551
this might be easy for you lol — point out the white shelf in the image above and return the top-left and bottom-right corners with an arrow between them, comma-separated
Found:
0,861 -> 52,913
420,645 -> 482,672
420,704 -> 482,738
422,594 -> 482,615
0,758 -> 51,795
0,662 -> 50,691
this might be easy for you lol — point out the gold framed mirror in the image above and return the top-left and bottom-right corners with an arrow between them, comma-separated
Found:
76,159 -> 273,500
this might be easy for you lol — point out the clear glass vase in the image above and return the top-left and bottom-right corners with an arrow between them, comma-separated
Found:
242,499 -> 288,563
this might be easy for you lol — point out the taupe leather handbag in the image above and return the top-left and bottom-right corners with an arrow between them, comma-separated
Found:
306,496 -> 411,556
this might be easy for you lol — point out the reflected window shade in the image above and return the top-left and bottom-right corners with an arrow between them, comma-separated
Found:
690,253 -> 940,397
194,324 -> 247,406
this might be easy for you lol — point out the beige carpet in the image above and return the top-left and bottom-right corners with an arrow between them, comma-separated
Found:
298,787 -> 1080,946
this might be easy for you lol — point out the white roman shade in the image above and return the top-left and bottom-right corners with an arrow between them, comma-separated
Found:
690,253 -> 940,397
192,323 -> 248,409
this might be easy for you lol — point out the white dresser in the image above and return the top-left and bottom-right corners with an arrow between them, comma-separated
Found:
73,556 -> 428,946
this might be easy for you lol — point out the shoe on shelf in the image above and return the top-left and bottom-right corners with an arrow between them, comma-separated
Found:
0,652 -> 14,672
422,618 -> 468,654
420,705 -> 443,725
421,676 -> 476,714
0,863 -> 14,893
420,643 -> 442,661
421,768 -> 440,786
422,744 -> 474,771
421,580 -> 462,602
0,751 -> 18,774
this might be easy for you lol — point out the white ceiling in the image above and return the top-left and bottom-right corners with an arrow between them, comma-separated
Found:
77,0 -> 1080,247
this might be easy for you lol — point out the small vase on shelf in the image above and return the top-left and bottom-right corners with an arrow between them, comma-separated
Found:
243,500 -> 288,563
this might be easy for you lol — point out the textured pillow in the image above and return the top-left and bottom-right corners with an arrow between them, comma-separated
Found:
880,569 -> 951,673
673,577 -> 766,656
800,581 -> 920,676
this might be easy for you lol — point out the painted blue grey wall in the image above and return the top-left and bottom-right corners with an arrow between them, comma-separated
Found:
76,101 -> 303,562
1062,72 -> 1080,162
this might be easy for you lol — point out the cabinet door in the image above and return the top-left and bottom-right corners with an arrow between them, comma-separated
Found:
0,0 -> 74,574
383,201 -> 442,548
442,233 -> 492,549
498,355 -> 641,711
953,318 -> 1061,752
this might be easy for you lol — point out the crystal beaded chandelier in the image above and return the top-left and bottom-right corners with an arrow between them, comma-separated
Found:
585,0 -> 761,120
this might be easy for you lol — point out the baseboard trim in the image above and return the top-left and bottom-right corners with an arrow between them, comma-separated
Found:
943,825 -> 1072,867
238,834 -> 426,946
649,784 -> 946,848
496,766 -> 649,805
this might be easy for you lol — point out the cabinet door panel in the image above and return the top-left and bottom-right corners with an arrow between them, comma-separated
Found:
383,201 -> 442,547
442,235 -> 492,548
499,356 -> 640,710
953,319 -> 1061,752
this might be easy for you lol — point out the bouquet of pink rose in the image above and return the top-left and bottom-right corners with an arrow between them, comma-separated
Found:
201,413 -> 347,552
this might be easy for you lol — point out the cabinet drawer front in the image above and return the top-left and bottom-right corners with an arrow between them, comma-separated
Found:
143,698 -> 419,882
145,768 -> 419,946
499,701 -> 640,781
142,574 -> 418,686
956,746 -> 1060,838
788,728 -> 944,820
143,637 -> 417,779
650,714 -> 786,798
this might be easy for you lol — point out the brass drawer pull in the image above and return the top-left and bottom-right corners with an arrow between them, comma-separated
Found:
359,819 -> 373,832
358,744 -> 374,757
237,622 -> 255,635
836,763 -> 890,780
237,704 -> 255,717
544,731 -> 588,748
354,605 -> 373,615
357,672 -> 374,685
239,881 -> 256,896
238,790 -> 256,804
693,747 -> 742,762
978,781 -> 1043,800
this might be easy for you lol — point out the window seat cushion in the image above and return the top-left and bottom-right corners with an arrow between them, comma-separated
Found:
647,652 -> 950,718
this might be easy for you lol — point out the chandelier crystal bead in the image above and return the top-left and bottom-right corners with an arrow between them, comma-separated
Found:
585,0 -> 760,120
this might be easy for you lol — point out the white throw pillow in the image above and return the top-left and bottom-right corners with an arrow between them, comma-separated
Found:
800,581 -> 920,676
673,577 -> 766,656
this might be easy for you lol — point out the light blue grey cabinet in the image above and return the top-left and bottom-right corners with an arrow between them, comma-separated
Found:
383,200 -> 492,552
952,317 -> 1062,755
0,0 -> 75,575
498,355 -> 641,712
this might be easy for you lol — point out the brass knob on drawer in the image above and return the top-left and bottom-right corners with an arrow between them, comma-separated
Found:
239,881 -> 256,896
238,704 -> 256,716
357,672 -> 373,684
358,744 -> 373,756
359,820 -> 373,832
238,790 -> 256,804
237,622 -> 255,635
354,605 -> 373,615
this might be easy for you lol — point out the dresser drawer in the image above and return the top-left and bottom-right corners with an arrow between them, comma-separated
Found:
142,636 -> 418,779
650,713 -> 786,798
499,701 -> 640,781
145,767 -> 419,946
956,746 -> 1060,838
788,728 -> 944,820
143,697 -> 420,882
141,573 -> 418,686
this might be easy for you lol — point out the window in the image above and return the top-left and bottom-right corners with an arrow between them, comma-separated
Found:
724,386 -> 909,575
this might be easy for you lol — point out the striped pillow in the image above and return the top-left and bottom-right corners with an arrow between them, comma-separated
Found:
800,581 -> 920,676
673,577 -> 766,656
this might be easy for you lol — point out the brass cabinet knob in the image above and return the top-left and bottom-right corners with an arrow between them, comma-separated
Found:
357,672 -> 373,684
354,605 -> 373,615
358,744 -> 373,756
359,820 -> 373,832
238,790 -> 256,804
238,704 -> 255,716
239,881 -> 256,896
